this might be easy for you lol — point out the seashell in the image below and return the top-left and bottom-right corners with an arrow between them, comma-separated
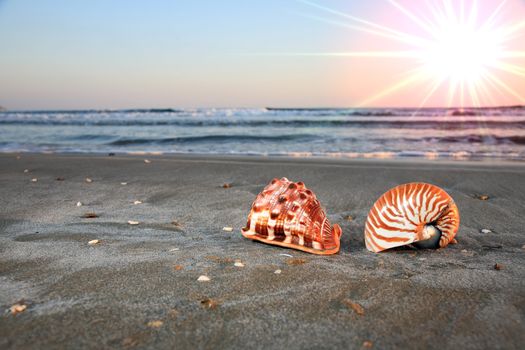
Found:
365,183 -> 460,252
241,177 -> 342,255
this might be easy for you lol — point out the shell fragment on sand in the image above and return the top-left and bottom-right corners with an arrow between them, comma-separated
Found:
85,178 -> 93,183
197,275 -> 211,282
88,239 -> 100,245
222,227 -> 233,232
133,200 -> 142,205
76,201 -> 82,207
234,261 -> 245,267
144,159 -> 151,164
343,299 -> 365,316
274,269 -> 282,274
10,303 -> 27,315
279,253 -> 293,258
128,220 -> 140,225
23,169 -> 29,173
481,229 -> 492,234
147,320 -> 163,328
31,178 -> 38,182
121,182 -> 127,185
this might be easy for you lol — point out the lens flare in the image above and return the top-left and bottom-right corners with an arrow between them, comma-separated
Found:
296,0 -> 525,108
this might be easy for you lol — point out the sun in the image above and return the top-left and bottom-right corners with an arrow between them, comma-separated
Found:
295,0 -> 525,108
425,22 -> 501,84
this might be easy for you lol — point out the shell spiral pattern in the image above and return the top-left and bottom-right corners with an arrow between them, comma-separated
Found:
242,177 -> 342,255
365,183 -> 460,253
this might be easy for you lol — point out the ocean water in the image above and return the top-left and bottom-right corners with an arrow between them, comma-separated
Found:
1,107 -> 524,161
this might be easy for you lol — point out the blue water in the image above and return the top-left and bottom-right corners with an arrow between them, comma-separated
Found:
1,107 -> 524,160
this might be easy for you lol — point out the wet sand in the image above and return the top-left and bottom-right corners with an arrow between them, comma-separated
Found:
1,153 -> 524,349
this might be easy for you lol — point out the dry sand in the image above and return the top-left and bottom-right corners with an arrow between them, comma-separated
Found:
0,153 -> 524,349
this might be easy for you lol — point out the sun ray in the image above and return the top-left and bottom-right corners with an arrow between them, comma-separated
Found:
266,51 -> 423,58
387,0 -> 436,37
484,70 -> 525,103
447,78 -> 459,108
358,68 -> 428,107
489,61 -> 525,78
297,0 -> 432,47
298,13 -> 432,47
481,0 -> 507,31
413,76 -> 447,115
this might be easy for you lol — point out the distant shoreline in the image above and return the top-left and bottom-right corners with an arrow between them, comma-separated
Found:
0,105 -> 523,113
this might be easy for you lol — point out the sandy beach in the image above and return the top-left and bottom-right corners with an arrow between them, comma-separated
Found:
1,153 -> 524,349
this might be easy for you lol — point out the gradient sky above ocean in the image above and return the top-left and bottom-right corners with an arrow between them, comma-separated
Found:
0,0 -> 524,110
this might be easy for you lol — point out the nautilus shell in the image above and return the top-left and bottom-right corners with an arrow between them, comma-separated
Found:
365,183 -> 460,253
241,177 -> 342,255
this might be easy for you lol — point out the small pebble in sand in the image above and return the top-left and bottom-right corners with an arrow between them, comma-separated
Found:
363,340 -> 373,348
476,194 -> 489,200
83,213 -> 99,219
147,320 -> 163,328
480,229 -> 492,234
234,261 -> 245,267
133,200 -> 142,205
200,298 -> 220,309
197,275 -> 211,282
23,169 -> 29,173
144,159 -> 151,164
222,227 -> 233,232
88,239 -> 100,245
346,215 -> 354,222
494,263 -> 504,270
171,220 -> 183,228
173,265 -> 183,271
10,303 -> 27,315
274,269 -> 282,274
128,220 -> 140,225
31,178 -> 38,182
120,182 -> 127,185
76,202 -> 83,207
222,183 -> 232,188
85,177 -> 93,183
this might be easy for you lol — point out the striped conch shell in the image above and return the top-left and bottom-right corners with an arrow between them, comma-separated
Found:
242,177 -> 342,255
365,183 -> 459,253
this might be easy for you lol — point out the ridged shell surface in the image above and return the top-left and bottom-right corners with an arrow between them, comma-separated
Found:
242,177 -> 342,255
365,183 -> 460,253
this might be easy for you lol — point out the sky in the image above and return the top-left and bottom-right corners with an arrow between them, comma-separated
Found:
0,0 -> 524,110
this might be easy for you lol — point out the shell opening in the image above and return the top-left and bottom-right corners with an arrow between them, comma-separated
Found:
413,224 -> 442,249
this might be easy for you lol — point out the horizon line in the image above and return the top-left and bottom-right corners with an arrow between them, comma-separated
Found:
1,104 -> 524,112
